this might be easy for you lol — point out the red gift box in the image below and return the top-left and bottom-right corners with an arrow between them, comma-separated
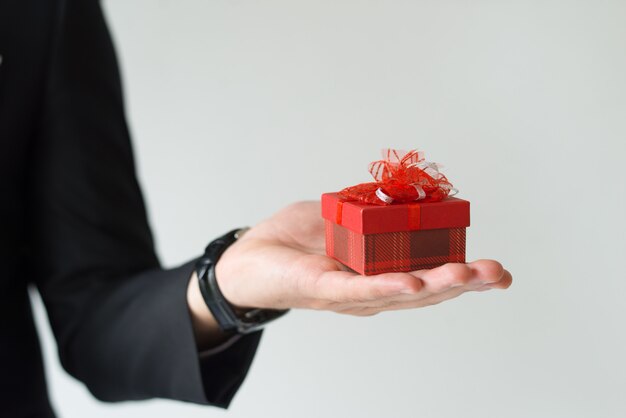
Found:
322,149 -> 470,275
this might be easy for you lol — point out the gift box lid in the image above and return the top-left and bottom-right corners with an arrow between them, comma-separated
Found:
321,192 -> 470,234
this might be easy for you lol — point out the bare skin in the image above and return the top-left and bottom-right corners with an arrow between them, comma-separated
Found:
187,201 -> 512,349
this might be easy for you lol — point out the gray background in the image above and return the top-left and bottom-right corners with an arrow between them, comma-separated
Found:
31,0 -> 626,417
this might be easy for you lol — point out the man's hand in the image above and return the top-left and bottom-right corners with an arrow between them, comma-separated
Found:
213,201 -> 512,316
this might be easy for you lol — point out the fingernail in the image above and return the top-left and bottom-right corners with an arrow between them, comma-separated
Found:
450,283 -> 464,288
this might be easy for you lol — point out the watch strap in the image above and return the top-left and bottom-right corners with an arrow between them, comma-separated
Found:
196,228 -> 289,334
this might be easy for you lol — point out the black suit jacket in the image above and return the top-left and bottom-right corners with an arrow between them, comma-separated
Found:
0,1 -> 262,416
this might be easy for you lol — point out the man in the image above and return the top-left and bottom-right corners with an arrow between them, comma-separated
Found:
0,1 -> 512,417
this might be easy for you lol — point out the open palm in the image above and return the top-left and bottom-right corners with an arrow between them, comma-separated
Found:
215,201 -> 512,316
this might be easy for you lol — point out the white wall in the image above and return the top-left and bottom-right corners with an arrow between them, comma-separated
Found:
33,1 -> 626,417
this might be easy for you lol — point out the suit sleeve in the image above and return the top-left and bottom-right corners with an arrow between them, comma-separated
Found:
26,0 -> 261,407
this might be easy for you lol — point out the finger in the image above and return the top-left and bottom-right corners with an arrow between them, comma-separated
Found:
354,281 -> 486,314
311,264 -> 477,311
477,269 -> 513,290
343,270 -> 475,310
303,259 -> 509,310
268,201 -> 326,253
341,263 -> 511,311
354,270 -> 486,311
306,270 -> 424,306
467,259 -> 506,284
413,263 -> 475,294
409,259 -> 504,293
384,264 -> 509,308
360,269 -> 513,313
355,288 -> 468,315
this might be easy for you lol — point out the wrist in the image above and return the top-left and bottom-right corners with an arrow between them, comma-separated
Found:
195,228 -> 290,334
214,242 -> 251,310
186,272 -> 233,350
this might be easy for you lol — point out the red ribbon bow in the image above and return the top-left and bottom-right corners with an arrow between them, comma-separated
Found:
338,149 -> 456,205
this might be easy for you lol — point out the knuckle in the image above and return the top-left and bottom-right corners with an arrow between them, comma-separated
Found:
442,263 -> 472,284
498,276 -> 513,289
481,261 -> 505,281
404,277 -> 424,293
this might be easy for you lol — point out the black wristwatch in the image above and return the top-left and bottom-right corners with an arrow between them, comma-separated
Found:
195,228 -> 289,334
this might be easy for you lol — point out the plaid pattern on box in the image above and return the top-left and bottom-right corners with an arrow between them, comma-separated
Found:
326,220 -> 466,275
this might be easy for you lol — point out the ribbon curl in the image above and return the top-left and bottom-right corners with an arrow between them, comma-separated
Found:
338,149 -> 457,205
